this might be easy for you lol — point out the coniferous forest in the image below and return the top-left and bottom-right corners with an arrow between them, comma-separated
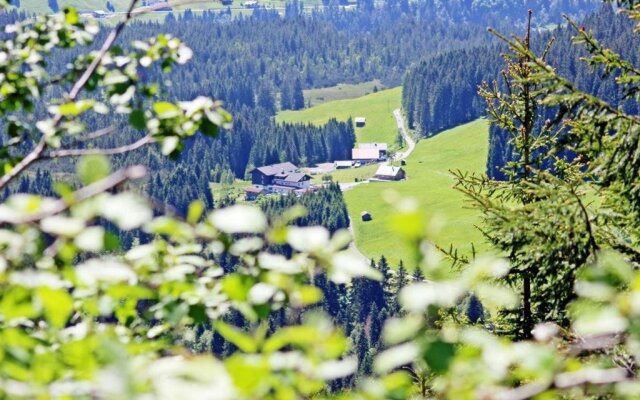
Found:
0,0 -> 603,208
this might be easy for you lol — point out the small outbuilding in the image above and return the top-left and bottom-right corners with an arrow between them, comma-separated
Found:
245,185 -> 264,201
355,117 -> 366,127
361,211 -> 372,222
374,165 -> 406,181
335,160 -> 355,169
352,148 -> 383,163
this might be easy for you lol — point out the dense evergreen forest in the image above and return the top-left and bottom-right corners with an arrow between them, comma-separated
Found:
409,0 -> 599,25
1,0 -> 603,213
0,3 -> 489,213
402,4 -> 640,179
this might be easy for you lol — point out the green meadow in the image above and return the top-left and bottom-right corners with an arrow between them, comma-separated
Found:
312,163 -> 378,184
303,80 -> 385,106
344,119 -> 490,267
277,87 -> 401,148
18,0 -> 135,13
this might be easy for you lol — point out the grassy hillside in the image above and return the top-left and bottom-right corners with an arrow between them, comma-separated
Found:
344,119 -> 489,267
17,0 -> 131,13
277,87 -> 401,148
312,163 -> 378,184
303,80 -> 385,107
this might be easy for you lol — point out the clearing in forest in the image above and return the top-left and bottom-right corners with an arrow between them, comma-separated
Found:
343,118 -> 490,268
277,87 -> 402,148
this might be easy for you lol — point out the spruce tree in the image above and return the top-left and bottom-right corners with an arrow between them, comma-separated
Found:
455,11 -> 621,338
292,78 -> 305,110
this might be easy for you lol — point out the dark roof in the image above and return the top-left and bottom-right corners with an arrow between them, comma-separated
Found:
284,173 -> 310,183
252,162 -> 298,176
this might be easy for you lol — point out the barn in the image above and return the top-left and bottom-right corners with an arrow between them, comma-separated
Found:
374,165 -> 406,181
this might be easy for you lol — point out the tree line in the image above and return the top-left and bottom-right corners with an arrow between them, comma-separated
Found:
402,4 -> 640,179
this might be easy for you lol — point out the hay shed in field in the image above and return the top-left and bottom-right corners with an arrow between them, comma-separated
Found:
361,211 -> 372,222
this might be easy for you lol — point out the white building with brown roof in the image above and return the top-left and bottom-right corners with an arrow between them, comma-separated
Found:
374,165 -> 406,181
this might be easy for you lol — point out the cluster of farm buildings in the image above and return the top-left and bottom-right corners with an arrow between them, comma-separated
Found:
244,117 -> 406,200
336,117 -> 406,180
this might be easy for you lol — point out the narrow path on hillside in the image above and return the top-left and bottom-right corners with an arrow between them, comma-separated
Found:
347,217 -> 371,264
346,109 -> 415,262
339,181 -> 369,192
392,108 -> 416,161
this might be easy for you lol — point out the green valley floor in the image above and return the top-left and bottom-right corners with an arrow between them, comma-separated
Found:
344,119 -> 490,267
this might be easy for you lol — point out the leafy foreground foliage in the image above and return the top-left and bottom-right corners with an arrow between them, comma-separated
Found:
3,1 -> 640,399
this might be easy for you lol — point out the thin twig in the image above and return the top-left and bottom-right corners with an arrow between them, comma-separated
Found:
569,184 -> 599,260
75,126 -> 116,142
0,138 -> 46,190
45,135 -> 153,158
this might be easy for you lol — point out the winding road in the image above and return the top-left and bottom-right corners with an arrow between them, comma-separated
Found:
392,108 -> 416,161
346,109 -> 415,264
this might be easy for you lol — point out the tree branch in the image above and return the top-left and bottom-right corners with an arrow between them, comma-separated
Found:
496,368 -> 631,400
0,138 -> 46,189
75,126 -> 116,142
67,0 -> 140,101
44,135 -> 153,158
0,0 -> 208,190
0,165 -> 147,224
0,1 -> 142,191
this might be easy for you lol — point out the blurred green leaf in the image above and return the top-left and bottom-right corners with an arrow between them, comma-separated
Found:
56,100 -> 95,117
63,7 -> 79,25
153,101 -> 180,119
74,226 -> 105,252
129,109 -> 146,130
100,193 -> 152,230
222,274 -> 254,302
214,321 -> 257,353
374,342 -> 420,374
37,287 -> 73,328
422,340 -> 455,374
210,205 -> 267,234
187,200 -> 205,224
77,155 -> 111,185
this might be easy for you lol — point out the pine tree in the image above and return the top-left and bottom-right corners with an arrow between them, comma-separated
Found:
292,79 -> 305,110
466,295 -> 484,324
455,12 -> 603,338
412,267 -> 425,283
257,82 -> 276,114
280,82 -> 292,110
394,261 -> 409,314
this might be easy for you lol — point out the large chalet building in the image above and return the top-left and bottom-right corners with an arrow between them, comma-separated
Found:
250,162 -> 298,186
245,162 -> 314,200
